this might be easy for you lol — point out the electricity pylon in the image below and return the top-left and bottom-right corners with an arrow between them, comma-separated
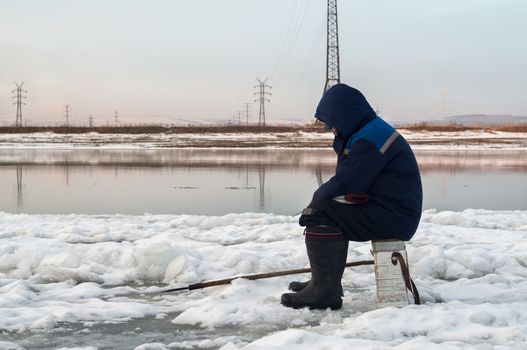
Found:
64,105 -> 71,126
12,82 -> 27,127
243,102 -> 251,125
254,78 -> 271,126
324,0 -> 340,93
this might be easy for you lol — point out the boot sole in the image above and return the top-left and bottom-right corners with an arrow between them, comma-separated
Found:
310,302 -> 342,310
288,284 -> 344,297
281,298 -> 342,310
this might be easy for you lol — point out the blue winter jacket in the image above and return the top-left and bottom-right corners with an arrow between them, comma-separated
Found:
310,84 -> 422,241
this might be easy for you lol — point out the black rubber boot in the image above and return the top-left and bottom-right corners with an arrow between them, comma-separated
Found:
281,226 -> 348,310
287,238 -> 348,296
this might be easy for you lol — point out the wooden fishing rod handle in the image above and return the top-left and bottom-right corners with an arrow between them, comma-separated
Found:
187,279 -> 236,290
185,260 -> 374,291
187,282 -> 206,290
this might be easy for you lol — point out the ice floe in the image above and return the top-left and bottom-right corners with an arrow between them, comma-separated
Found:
0,210 -> 526,349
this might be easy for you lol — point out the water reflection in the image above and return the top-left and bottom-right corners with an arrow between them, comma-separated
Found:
1,149 -> 526,215
0,149 -> 336,168
2,148 -> 526,171
16,165 -> 23,209
259,166 -> 266,210
415,151 -> 527,172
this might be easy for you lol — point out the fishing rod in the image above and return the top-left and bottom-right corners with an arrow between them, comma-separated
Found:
161,259 -> 374,293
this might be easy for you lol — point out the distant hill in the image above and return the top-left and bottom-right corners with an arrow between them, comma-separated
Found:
448,114 -> 527,126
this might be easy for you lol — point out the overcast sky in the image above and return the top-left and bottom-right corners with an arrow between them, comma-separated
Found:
0,0 -> 526,125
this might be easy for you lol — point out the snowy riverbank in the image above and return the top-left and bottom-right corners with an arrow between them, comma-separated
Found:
1,130 -> 527,150
1,210 -> 527,349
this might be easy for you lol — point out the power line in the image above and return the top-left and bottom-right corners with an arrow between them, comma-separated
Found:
12,82 -> 27,127
114,110 -> 119,124
88,115 -> 94,128
268,0 -> 303,82
273,18 -> 325,102
254,78 -> 272,126
272,0 -> 312,89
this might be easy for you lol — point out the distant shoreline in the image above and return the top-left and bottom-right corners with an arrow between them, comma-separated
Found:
0,128 -> 526,151
0,122 -> 526,134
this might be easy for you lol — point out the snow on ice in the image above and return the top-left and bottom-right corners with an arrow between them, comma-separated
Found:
1,210 -> 527,349
0,130 -> 526,151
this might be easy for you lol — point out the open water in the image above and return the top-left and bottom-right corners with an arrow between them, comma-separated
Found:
1,148 -> 526,214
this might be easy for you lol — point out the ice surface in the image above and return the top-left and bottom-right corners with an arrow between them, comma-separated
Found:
0,132 -> 332,150
0,130 -> 526,150
1,209 -> 527,349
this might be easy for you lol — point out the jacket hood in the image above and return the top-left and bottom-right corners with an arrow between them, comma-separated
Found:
315,84 -> 377,139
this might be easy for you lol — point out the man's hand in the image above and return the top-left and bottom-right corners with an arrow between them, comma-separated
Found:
299,200 -> 316,226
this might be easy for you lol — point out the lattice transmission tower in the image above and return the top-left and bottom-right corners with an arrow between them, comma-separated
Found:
64,105 -> 71,126
254,78 -> 271,126
324,0 -> 340,93
12,82 -> 27,127
243,102 -> 251,125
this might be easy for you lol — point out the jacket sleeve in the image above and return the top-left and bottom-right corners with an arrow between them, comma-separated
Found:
312,141 -> 388,204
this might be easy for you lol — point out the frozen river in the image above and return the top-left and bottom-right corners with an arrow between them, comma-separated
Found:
1,148 -> 527,350
1,148 -> 526,215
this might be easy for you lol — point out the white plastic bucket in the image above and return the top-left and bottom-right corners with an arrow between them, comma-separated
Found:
372,239 -> 410,308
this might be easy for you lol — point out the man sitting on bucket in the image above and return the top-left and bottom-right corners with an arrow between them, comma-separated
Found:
281,84 -> 423,310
